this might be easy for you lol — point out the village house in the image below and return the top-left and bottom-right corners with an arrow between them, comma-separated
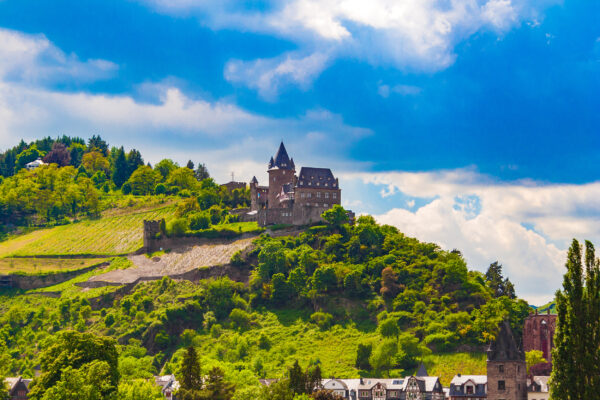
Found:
4,377 -> 31,400
526,376 -> 549,400
154,374 -> 180,400
25,158 -> 45,170
249,142 -> 347,226
449,375 -> 487,400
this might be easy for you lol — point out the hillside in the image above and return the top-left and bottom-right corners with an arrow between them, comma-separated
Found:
0,214 -> 528,398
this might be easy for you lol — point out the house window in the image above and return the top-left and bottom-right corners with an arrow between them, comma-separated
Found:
301,193 -> 305,198
466,385 -> 474,394
325,192 -> 329,198
498,380 -> 505,390
333,193 -> 337,199
499,365 -> 504,373
307,193 -> 312,198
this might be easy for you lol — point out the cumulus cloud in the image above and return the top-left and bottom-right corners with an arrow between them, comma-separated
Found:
0,28 -> 117,85
142,0 -> 558,96
343,169 -> 600,304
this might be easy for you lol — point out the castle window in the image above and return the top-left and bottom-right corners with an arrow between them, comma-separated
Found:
333,183 -> 336,187
317,182 -> 320,186
308,182 -> 311,185
498,381 -> 505,390
300,181 -> 303,185
301,193 -> 305,198
325,192 -> 329,198
317,192 -> 321,198
499,365 -> 504,373
307,193 -> 312,198
333,193 -> 337,199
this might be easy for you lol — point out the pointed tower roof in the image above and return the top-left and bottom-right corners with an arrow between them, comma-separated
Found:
487,320 -> 525,362
416,363 -> 429,377
270,142 -> 293,170
250,176 -> 258,184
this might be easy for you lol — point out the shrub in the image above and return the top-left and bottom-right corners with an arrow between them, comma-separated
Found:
229,308 -> 251,330
167,218 -> 188,237
104,313 -> 115,327
121,182 -> 132,195
179,189 -> 192,198
310,312 -> 334,330
258,333 -> 271,350
230,250 -> 244,266
189,212 -> 210,230
154,183 -> 167,195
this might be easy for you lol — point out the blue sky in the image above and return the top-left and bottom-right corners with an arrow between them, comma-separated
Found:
0,0 -> 598,303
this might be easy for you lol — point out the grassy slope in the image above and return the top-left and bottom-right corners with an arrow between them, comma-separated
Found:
0,257 -> 105,274
0,206 -> 175,257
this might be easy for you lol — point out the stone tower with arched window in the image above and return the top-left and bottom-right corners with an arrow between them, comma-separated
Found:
487,320 -> 527,400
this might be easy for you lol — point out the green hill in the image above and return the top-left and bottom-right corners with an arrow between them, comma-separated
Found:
0,216 -> 527,396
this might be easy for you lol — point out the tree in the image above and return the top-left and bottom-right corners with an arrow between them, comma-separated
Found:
260,378 -> 293,400
15,145 -> 45,172
203,367 -> 235,400
68,143 -> 86,167
43,142 -> 71,166
81,151 -> 110,174
126,149 -> 144,177
180,346 -> 202,392
370,339 -> 397,377
321,204 -> 347,227
525,350 -> 547,374
111,147 -> 129,188
378,318 -> 399,338
257,241 -> 287,281
195,163 -> 210,181
118,380 -> 164,400
0,375 -> 8,400
485,261 -> 516,299
355,343 -> 372,370
271,273 -> 291,305
186,160 -> 195,170
127,166 -> 160,195
380,267 -> 400,300
288,360 -> 306,395
28,331 -> 119,400
166,167 -> 198,191
154,159 -> 178,181
551,239 -> 600,400
87,135 -> 108,155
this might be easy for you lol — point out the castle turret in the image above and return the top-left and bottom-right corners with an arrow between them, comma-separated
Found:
267,142 -> 295,208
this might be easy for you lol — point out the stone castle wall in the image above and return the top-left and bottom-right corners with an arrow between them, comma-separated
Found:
523,312 -> 556,375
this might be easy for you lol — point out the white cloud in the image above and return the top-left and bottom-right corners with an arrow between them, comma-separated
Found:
343,169 -> 600,304
142,0 -> 558,95
225,51 -> 332,100
0,28 -> 117,85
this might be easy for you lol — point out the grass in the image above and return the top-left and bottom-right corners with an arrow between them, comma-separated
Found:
214,221 -> 263,233
0,205 -> 175,257
423,352 -> 487,386
28,257 -> 133,298
0,257 -> 105,274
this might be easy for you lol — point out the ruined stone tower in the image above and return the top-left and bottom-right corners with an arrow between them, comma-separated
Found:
487,320 -> 527,400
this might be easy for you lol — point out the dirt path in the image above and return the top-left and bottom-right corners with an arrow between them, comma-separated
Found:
88,237 -> 254,284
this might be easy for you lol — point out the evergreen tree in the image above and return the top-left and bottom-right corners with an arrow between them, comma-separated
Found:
288,360 -> 306,395
355,343 -> 372,370
551,239 -> 600,400
180,346 -> 203,392
111,147 -> 129,188
87,135 -> 108,156
195,163 -> 210,181
203,367 -> 235,400
485,261 -> 516,299
126,149 -> 144,176
186,160 -> 195,170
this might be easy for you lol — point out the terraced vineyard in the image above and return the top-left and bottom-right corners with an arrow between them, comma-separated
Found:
0,205 -> 175,257
0,257 -> 106,274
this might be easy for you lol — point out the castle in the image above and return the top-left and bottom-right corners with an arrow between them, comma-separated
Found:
249,142 -> 342,226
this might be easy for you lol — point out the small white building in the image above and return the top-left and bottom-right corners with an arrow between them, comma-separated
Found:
527,376 -> 550,400
25,158 -> 46,170
154,375 -> 180,400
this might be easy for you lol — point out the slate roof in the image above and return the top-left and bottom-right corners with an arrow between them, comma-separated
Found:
296,167 -> 338,189
528,376 -> 550,392
416,363 -> 429,377
487,320 -> 525,362
268,142 -> 294,170
450,375 -> 487,386
250,176 -> 258,184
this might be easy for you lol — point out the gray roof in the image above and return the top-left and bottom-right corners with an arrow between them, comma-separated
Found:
487,320 -> 525,362
250,176 -> 258,184
528,376 -> 550,392
450,375 -> 487,386
416,363 -> 428,377
296,167 -> 338,189
269,142 -> 294,170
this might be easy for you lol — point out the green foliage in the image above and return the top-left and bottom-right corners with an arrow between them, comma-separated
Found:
355,343 -> 372,370
167,217 -> 189,237
181,346 -> 203,392
118,380 -> 164,400
29,331 -> 119,400
127,166 -> 160,195
15,144 -> 45,172
551,239 -> 600,399
310,312 -> 333,330
321,205 -> 348,227
525,350 -> 547,374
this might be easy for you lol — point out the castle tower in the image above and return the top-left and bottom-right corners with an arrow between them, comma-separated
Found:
523,309 -> 556,375
267,142 -> 295,209
487,321 -> 527,400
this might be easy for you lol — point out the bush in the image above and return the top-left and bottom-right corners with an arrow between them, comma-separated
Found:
310,312 -> 334,330
178,189 -> 192,198
121,182 -> 132,195
104,313 -> 115,327
167,218 -> 188,237
229,308 -> 251,330
189,212 -> 210,230
154,183 -> 167,195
